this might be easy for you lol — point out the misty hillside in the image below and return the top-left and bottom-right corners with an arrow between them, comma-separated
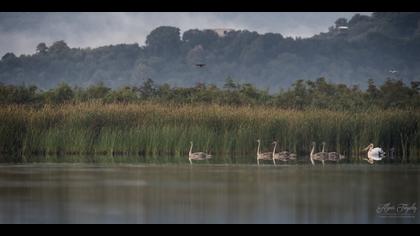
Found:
1,12 -> 420,91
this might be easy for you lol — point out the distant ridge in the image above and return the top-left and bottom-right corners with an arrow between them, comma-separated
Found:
1,12 -> 420,90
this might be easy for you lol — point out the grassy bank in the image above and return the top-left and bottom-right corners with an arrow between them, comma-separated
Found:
0,102 -> 419,163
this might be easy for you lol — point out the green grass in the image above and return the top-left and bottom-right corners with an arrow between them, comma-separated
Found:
0,102 -> 419,163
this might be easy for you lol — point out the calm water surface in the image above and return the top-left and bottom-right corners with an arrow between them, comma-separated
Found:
0,163 -> 419,223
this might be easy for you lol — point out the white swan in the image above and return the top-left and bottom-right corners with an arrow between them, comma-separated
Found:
310,142 -> 328,166
188,141 -> 212,165
257,139 -> 272,165
272,141 -> 297,165
363,143 -> 386,164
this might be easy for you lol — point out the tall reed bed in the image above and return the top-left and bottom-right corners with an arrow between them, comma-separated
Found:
0,102 -> 419,162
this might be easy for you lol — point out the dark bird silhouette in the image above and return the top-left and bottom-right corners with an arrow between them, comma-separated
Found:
195,63 -> 206,68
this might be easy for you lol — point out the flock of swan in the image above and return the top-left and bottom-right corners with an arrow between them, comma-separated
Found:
188,140 -> 387,165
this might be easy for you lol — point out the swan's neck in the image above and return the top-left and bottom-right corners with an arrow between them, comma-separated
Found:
322,143 -> 325,152
273,142 -> 277,156
310,144 -> 315,160
189,143 -> 193,155
257,142 -> 260,155
367,146 -> 373,154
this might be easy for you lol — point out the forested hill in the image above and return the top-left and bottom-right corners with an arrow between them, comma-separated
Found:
1,12 -> 420,90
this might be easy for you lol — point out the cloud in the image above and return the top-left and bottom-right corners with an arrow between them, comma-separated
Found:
0,12 -> 370,57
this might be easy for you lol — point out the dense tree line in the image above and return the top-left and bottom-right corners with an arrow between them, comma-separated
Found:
1,78 -> 419,111
1,13 -> 420,90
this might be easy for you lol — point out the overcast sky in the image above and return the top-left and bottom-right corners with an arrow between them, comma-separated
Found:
0,12 -> 371,57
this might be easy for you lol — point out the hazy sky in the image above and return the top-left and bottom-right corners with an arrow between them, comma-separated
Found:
0,12 -> 371,56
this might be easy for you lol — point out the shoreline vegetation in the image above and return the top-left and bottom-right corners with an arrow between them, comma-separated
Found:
1,78 -> 419,163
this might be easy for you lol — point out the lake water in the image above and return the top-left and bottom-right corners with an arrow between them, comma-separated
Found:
0,163 -> 419,223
